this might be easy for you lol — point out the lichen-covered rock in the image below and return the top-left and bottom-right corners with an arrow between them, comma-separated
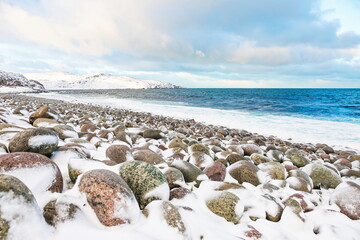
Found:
143,129 -> 163,139
250,153 -> 272,165
203,162 -> 226,181
43,200 -> 80,226
119,161 -> 169,209
144,201 -> 186,233
228,160 -> 261,186
258,162 -> 286,180
331,181 -> 360,220
163,167 -> 185,189
133,149 -> 164,165
29,106 -> 59,124
106,145 -> 132,163
285,148 -> 310,167
303,163 -> 342,189
206,191 -> 243,224
53,125 -> 78,140
0,217 -> 9,239
9,128 -> 59,156
171,159 -> 206,183
79,169 -> 140,226
0,152 -> 63,193
241,144 -> 263,156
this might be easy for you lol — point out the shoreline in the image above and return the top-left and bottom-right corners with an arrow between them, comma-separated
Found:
25,92 -> 360,153
0,93 -> 359,239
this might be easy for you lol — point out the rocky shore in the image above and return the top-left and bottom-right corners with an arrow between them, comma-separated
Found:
0,94 -> 359,240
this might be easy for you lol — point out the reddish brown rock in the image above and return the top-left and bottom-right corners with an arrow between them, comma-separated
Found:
80,123 -> 97,132
169,187 -> 192,200
106,145 -> 132,163
0,152 -> 63,193
331,181 -> 360,220
203,162 -> 226,181
79,169 -> 140,226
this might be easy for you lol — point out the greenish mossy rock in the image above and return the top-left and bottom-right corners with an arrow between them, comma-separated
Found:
171,160 -> 206,183
53,125 -> 78,140
119,160 -> 169,209
133,149 -> 164,165
228,160 -> 261,186
0,217 -> 9,240
303,163 -> 342,189
189,143 -> 209,155
0,174 -> 35,203
258,162 -> 286,180
206,192 -> 242,224
163,167 -> 185,189
8,127 -> 59,156
250,153 -> 272,165
285,148 -> 310,167
288,169 -> 313,188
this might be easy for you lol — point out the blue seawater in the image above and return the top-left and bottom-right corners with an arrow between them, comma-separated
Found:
55,88 -> 360,124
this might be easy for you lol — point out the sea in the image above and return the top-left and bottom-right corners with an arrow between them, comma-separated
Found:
32,88 -> 360,151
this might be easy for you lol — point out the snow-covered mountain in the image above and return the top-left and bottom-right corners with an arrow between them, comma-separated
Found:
24,72 -> 180,90
0,70 -> 45,93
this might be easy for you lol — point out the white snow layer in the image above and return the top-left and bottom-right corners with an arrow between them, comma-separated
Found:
23,72 -> 178,90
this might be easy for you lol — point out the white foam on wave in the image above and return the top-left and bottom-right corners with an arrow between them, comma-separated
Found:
28,92 -> 360,152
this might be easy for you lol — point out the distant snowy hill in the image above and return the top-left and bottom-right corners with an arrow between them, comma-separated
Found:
0,70 -> 45,93
24,72 -> 180,90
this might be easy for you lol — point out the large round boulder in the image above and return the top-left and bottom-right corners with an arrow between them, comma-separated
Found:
330,181 -> 360,220
119,161 -> 169,209
9,128 -> 59,156
106,145 -> 132,163
285,148 -> 310,167
79,169 -> 140,226
228,160 -> 261,186
206,191 -> 243,224
0,152 -> 63,193
303,163 -> 342,189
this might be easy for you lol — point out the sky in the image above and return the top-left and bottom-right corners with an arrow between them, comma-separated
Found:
0,0 -> 359,88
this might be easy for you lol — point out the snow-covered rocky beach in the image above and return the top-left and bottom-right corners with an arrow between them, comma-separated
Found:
0,94 -> 359,240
